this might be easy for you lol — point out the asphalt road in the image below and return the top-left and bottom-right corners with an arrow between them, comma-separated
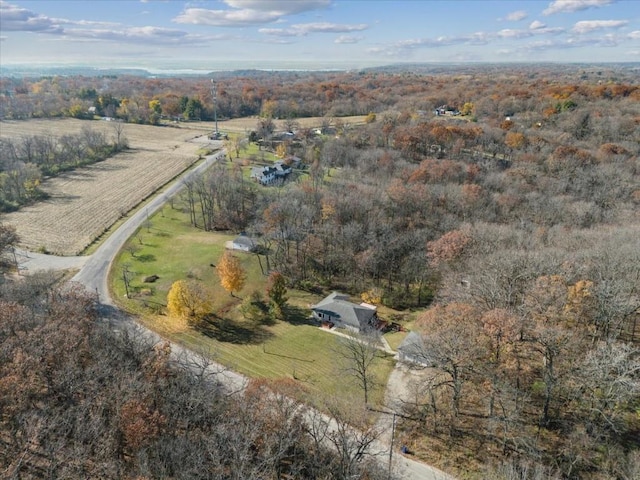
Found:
28,145 -> 454,480
71,149 -> 225,303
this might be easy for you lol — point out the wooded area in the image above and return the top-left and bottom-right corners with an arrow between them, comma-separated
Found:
1,63 -> 639,478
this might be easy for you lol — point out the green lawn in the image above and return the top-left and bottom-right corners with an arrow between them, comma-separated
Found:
110,201 -> 395,408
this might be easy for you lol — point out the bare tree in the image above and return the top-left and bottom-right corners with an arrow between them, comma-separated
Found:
337,328 -> 382,405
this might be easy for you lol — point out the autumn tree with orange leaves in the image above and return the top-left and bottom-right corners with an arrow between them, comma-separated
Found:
217,251 -> 246,296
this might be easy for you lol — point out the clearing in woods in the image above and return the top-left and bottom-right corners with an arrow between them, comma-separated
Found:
0,118 -> 211,255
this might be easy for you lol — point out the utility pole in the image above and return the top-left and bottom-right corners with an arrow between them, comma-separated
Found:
211,79 -> 218,138
388,412 -> 396,480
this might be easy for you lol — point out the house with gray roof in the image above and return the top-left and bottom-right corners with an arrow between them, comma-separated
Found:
310,292 -> 378,332
397,331 -> 434,366
250,165 -> 278,185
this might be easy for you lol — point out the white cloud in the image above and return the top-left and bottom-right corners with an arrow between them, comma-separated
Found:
223,0 -> 331,15
572,19 -> 628,34
525,39 -> 558,51
295,22 -> 368,34
543,0 -> 615,15
566,34 -> 619,46
369,31 -> 491,57
174,8 -> 282,27
498,29 -> 533,39
66,25 -> 217,46
506,10 -> 528,21
260,22 -> 368,37
465,32 -> 491,44
335,35 -> 362,44
259,27 -> 299,37
0,1 -> 222,48
0,1 -> 63,33
497,25 -> 565,38
174,1 -> 332,27
628,30 -> 640,39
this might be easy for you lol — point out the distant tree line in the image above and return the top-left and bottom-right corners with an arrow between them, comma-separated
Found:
2,65 -> 635,125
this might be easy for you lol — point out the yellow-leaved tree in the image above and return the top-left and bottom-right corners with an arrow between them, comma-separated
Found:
276,142 -> 287,158
217,251 -> 247,296
166,279 -> 210,320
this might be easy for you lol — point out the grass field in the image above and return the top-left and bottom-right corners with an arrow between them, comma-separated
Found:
111,202 -> 395,408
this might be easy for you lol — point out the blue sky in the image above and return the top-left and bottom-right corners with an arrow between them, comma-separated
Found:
1,0 -> 638,71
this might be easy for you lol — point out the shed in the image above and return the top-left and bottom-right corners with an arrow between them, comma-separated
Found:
228,235 -> 258,252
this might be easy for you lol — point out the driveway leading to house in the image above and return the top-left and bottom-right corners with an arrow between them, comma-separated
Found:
376,362 -> 457,480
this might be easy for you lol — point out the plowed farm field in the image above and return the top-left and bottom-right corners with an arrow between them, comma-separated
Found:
0,118 -> 211,255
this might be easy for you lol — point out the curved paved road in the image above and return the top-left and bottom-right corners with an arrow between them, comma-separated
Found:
72,149 -> 225,303
69,147 -> 249,393
20,145 -> 454,480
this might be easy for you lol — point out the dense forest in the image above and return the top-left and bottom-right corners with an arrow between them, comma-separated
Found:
1,64 -> 639,478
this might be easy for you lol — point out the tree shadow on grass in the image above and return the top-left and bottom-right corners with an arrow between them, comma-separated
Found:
136,253 -> 156,263
281,304 -> 315,326
194,314 -> 274,345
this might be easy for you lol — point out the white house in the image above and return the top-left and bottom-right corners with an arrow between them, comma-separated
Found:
250,166 -> 278,185
250,162 -> 292,185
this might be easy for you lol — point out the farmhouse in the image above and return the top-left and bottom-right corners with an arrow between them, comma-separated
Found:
250,165 -> 277,185
250,161 -> 292,185
310,292 -> 378,332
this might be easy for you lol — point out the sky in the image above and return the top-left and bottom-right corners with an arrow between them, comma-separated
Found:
1,0 -> 639,71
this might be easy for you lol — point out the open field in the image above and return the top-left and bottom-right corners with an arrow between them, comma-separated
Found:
111,203 -> 396,408
0,118 -> 214,255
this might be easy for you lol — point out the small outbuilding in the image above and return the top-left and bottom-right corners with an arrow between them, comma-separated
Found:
227,234 -> 258,252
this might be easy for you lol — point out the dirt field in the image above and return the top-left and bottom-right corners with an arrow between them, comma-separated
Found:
0,118 -> 211,255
